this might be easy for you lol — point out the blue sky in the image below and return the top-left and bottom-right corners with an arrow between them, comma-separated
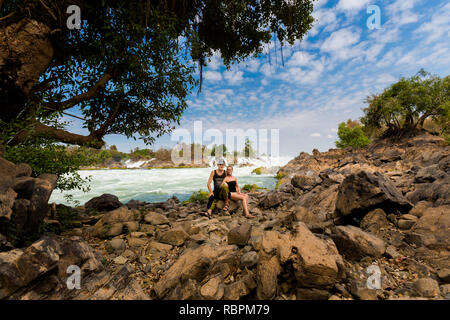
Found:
65,0 -> 450,157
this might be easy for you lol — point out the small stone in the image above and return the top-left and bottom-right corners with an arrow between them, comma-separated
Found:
412,278 -> 440,298
385,246 -> 401,259
200,276 -> 224,300
437,268 -> 450,284
113,256 -> 127,265
240,251 -> 259,268
109,238 -> 126,252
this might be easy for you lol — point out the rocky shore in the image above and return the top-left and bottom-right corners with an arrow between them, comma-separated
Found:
0,131 -> 449,300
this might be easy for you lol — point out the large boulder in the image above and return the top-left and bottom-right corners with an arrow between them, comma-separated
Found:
152,244 -> 238,299
331,225 -> 386,260
408,206 -> 450,249
334,171 -> 412,221
0,157 -> 18,220
259,192 -> 291,209
84,194 -> 123,212
92,206 -> 137,238
256,223 -> 344,298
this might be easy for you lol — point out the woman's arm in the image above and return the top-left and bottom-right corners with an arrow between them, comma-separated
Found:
236,179 -> 241,194
207,171 -> 214,195
221,176 -> 229,187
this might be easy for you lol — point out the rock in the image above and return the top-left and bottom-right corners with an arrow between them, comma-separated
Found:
437,268 -> 450,283
360,208 -> 388,235
412,278 -> 440,298
258,223 -> 344,293
113,256 -> 128,265
334,171 -> 412,220
144,212 -> 169,225
85,194 -> 123,212
385,246 -> 401,259
291,174 -> 321,191
109,238 -> 126,252
13,177 -> 35,199
256,254 -> 280,300
127,236 -> 147,248
153,244 -> 237,299
0,188 -> 17,220
15,163 -> 32,177
227,222 -> 252,246
200,276 -> 224,300
415,165 -> 445,183
223,276 -> 255,300
159,227 -> 189,246
0,236 -> 101,299
283,206 -> 324,232
259,192 -> 291,209
331,225 -> 386,259
240,251 -> 258,268
147,241 -> 173,252
92,206 -> 136,238
410,206 -> 450,249
397,214 -> 418,230
296,288 -> 330,300
348,281 -> 378,300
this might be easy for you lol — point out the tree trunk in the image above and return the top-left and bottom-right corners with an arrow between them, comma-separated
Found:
0,16 -> 55,121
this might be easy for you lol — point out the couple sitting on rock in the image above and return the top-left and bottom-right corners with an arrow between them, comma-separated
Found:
205,158 -> 255,219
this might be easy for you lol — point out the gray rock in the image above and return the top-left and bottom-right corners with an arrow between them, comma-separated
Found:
85,194 -> 123,212
240,251 -> 258,268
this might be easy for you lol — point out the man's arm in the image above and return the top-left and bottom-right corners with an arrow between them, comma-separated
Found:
207,171 -> 214,195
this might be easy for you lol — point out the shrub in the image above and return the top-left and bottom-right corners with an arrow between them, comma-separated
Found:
335,120 -> 371,149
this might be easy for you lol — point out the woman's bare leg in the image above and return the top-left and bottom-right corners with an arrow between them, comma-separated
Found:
230,193 -> 255,218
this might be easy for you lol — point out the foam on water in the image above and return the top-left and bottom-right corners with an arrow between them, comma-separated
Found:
49,165 -> 281,205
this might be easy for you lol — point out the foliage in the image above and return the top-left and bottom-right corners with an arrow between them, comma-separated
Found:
242,184 -> 263,192
244,138 -> 257,158
210,144 -> 228,157
3,138 -> 92,192
182,190 -> 210,205
335,119 -> 371,149
1,0 -> 316,148
252,167 -> 263,175
361,70 -> 450,137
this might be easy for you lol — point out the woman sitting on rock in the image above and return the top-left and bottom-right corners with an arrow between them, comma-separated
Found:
222,165 -> 255,219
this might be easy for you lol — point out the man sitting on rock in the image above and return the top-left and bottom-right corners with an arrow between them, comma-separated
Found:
205,158 -> 230,218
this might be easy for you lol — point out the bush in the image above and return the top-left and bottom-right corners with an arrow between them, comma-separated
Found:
252,167 -> 262,175
182,190 -> 210,205
335,120 -> 371,149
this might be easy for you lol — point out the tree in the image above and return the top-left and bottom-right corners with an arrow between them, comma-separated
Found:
361,70 -> 450,137
335,119 -> 370,149
210,144 -> 227,157
243,137 -> 256,158
0,0 -> 315,149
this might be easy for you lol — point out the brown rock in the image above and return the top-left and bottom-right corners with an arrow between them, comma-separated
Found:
159,227 -> 189,246
228,222 -> 252,246
331,225 -> 386,259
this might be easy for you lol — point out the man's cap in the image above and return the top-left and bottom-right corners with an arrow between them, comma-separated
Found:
217,158 -> 225,165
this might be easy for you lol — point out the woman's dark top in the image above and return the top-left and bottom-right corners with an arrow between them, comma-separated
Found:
227,180 -> 237,192
213,170 -> 226,192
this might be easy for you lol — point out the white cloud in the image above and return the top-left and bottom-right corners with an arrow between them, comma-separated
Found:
311,133 -> 321,137
336,0 -> 370,12
204,70 -> 222,82
415,2 -> 450,44
320,28 -> 360,52
224,69 -> 244,85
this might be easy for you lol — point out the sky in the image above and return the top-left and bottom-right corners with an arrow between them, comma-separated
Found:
65,0 -> 450,157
